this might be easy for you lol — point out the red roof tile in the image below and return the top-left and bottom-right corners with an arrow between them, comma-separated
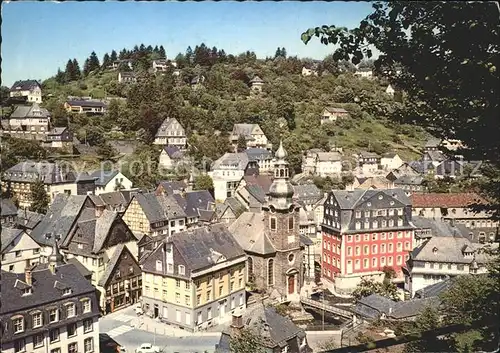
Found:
410,193 -> 486,208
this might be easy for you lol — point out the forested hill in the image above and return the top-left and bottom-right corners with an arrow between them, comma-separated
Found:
40,43 -> 429,172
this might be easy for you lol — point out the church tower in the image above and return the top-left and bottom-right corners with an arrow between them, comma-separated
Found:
262,141 -> 303,299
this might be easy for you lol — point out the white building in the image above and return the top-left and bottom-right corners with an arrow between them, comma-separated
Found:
1,228 -> 44,273
159,145 -> 186,170
245,148 -> 274,173
209,153 -> 250,202
404,236 -> 496,297
88,170 -> 133,195
354,68 -> 373,79
9,80 -> 42,103
380,152 -> 404,171
153,117 -> 187,149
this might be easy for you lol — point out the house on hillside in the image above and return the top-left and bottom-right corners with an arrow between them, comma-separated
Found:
42,127 -> 74,151
152,58 -> 169,72
354,68 -> 374,79
249,76 -> 264,92
158,145 -> 187,170
118,71 -> 137,84
393,175 -> 425,195
1,199 -> 18,227
9,79 -> 42,103
64,100 -> 107,114
1,161 -> 96,209
209,153 -> 252,202
110,59 -> 134,70
88,170 -> 133,194
320,107 -> 350,124
229,123 -> 272,150
358,151 -> 381,174
302,63 -> 319,76
302,150 -> 343,177
245,148 -> 273,173
386,84 -> 395,97
380,152 -> 404,171
2,103 -> 51,141
153,117 -> 187,149
191,75 -> 205,89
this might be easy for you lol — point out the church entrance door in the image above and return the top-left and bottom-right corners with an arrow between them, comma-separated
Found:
288,275 -> 295,294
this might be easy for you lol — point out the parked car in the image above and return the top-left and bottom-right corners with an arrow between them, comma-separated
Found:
135,303 -> 143,316
135,343 -> 160,353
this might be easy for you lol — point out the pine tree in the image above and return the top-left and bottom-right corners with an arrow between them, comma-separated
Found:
64,59 -> 75,82
119,48 -> 127,60
55,68 -> 65,84
72,58 -> 81,80
146,45 -> 153,53
274,47 -> 282,58
139,43 -> 146,53
153,45 -> 159,54
102,53 -> 111,69
110,50 -> 118,62
185,46 -> 193,63
29,179 -> 50,214
83,58 -> 91,77
159,45 -> 166,58
237,135 -> 247,152
281,47 -> 287,58
88,51 -> 100,72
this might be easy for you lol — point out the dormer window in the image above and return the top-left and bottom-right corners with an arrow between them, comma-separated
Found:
432,247 -> 438,254
63,288 -> 72,296
65,303 -> 76,318
12,316 -> 24,333
156,260 -> 163,272
178,265 -> 185,275
22,288 -> 32,296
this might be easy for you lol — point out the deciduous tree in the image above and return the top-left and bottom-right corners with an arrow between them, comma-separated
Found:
29,179 -> 50,214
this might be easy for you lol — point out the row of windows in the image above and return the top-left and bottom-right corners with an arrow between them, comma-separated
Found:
355,208 -> 404,218
345,242 -> 411,256
270,217 -> 294,231
345,231 -> 412,242
354,218 -> 405,230
15,336 -> 93,353
12,300 -> 92,333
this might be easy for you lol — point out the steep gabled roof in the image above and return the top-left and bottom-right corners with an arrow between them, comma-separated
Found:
10,103 -> 50,119
98,244 -> 138,287
229,212 -> 275,255
1,228 -> 27,253
66,100 -> 107,108
10,79 -> 40,92
324,106 -> 348,114
88,170 -> 120,187
1,199 -> 18,217
155,117 -> 185,137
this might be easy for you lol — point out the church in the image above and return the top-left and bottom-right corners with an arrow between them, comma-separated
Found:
229,141 -> 312,301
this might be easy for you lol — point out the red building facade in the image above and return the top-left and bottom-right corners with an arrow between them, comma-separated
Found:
321,189 -> 414,286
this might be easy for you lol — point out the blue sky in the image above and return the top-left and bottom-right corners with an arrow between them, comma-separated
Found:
2,1 -> 374,87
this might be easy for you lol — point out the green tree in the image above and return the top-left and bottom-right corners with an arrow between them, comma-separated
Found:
159,45 -> 166,58
402,306 -> 443,352
71,58 -> 81,80
29,179 -> 50,214
110,50 -> 118,62
64,59 -> 75,82
301,1 -> 500,220
102,53 -> 111,69
194,174 -> 214,192
236,135 -> 247,152
352,276 -> 399,301
88,51 -> 100,72
229,328 -> 265,353
96,142 -> 116,161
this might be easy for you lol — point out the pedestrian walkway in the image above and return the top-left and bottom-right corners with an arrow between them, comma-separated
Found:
107,325 -> 135,338
112,314 -> 136,323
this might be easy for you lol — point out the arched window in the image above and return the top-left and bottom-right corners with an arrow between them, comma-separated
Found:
280,169 -> 284,177
267,259 -> 274,286
288,216 -> 294,230
247,257 -> 254,281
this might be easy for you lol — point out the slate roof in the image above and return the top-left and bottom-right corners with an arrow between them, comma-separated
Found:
245,148 -> 272,161
95,191 -> 133,210
119,71 -> 136,78
155,117 -> 185,138
1,198 -> 18,217
3,161 -> 80,185
16,209 -> 44,229
89,170 -> 120,187
231,124 -> 259,139
382,152 -> 398,158
394,175 -> 424,186
10,103 -> 50,119
359,151 -> 381,159
66,100 -> 107,108
171,190 -> 215,218
423,150 -> 446,162
410,193 -> 485,208
221,304 -> 306,349
414,278 -> 452,299
98,244 -> 127,286
332,189 -> 411,210
229,211 -> 275,255
157,180 -> 187,195
410,236 -> 496,265
162,145 -> 184,159
224,197 -> 245,213
425,138 -> 441,148
316,152 -> 342,162
0,263 -> 97,314
352,294 -> 440,320
1,228 -> 26,253
66,257 -> 93,278
408,160 -> 435,174
325,107 -> 348,114
134,192 -> 186,224
212,152 -> 249,170
249,76 -> 264,83
31,194 -> 91,246
144,224 -> 245,275
293,184 -> 323,204
10,80 -> 40,92
48,127 -> 69,136
411,216 -> 469,238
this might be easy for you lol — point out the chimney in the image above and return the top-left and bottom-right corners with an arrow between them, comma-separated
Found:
25,264 -> 34,285
388,307 -> 393,315
230,313 -> 244,336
